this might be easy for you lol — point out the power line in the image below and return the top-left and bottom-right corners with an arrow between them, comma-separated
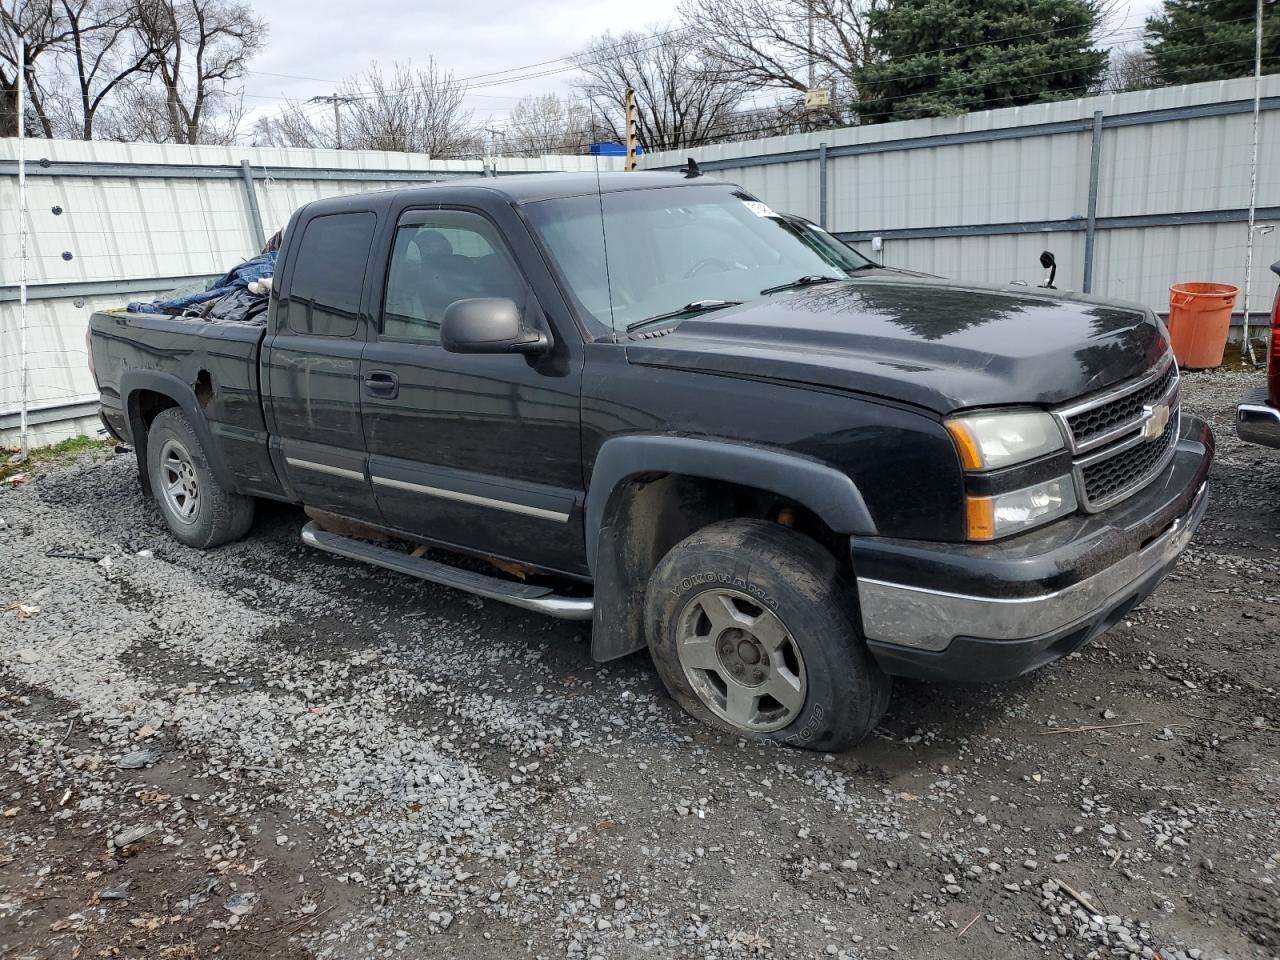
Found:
14,4 -> 1260,149
242,10 -> 1250,138
453,20 -> 1256,141
675,55 -> 1271,147
242,0 -> 1244,103
457,26 -> 694,84
240,25 -> 696,110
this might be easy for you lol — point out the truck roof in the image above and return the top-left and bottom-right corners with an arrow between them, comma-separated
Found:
468,170 -> 720,203
305,171 -> 722,214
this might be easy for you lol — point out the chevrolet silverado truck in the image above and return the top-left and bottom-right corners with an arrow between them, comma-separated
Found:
88,172 -> 1214,751
1235,260 -> 1280,448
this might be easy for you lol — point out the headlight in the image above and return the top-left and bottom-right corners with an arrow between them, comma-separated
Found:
945,410 -> 1064,471
966,476 -> 1078,541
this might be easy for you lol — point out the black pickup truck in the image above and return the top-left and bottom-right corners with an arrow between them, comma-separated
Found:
88,171 -> 1213,751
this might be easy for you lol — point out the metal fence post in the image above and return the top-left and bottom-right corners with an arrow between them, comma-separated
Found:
1082,110 -> 1104,294
239,159 -> 266,251
818,142 -> 829,229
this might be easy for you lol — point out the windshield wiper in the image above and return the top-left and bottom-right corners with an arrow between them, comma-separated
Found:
759,275 -> 842,295
626,299 -> 744,331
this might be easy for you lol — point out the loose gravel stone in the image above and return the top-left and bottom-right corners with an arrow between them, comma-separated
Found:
0,369 -> 1275,959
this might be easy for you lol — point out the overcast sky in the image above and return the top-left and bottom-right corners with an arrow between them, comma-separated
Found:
238,0 -> 1158,134
238,0 -> 684,131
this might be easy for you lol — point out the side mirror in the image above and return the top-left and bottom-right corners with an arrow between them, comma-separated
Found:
1039,250 -> 1057,290
440,298 -> 549,355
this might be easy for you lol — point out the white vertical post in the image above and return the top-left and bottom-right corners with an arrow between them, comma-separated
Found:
1241,0 -> 1264,365
17,34 -> 30,458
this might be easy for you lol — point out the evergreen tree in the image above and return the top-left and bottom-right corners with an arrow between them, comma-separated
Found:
853,0 -> 1108,124
1146,0 -> 1279,86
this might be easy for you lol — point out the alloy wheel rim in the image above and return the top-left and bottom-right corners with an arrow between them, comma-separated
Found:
159,439 -> 200,524
675,588 -> 807,733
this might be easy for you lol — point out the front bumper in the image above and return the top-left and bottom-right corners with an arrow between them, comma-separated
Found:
1236,386 -> 1280,449
854,415 -> 1213,682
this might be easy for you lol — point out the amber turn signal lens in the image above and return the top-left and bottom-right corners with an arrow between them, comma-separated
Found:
945,421 -> 984,471
965,495 -> 996,541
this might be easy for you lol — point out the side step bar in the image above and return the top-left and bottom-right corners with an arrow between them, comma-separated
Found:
300,521 -> 594,620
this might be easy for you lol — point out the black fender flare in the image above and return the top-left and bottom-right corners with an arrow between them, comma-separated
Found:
584,434 -> 876,573
583,435 -> 877,663
120,369 -> 239,497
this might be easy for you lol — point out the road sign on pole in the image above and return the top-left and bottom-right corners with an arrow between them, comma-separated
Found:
804,88 -> 832,111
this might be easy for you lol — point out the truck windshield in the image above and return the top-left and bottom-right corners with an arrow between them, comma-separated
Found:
523,185 -> 873,333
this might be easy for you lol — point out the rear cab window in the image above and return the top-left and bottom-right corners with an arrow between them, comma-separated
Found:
284,212 -> 378,337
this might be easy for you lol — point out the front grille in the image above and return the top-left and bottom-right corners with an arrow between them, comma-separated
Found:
1079,416 -> 1178,507
1055,356 -> 1181,512
1065,362 -> 1177,448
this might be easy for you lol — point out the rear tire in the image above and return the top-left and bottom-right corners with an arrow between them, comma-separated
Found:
644,518 -> 890,751
146,407 -> 254,549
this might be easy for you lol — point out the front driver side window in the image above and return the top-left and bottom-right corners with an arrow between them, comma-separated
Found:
382,211 -> 528,342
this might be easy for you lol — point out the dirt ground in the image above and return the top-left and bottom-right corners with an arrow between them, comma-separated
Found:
1,368 -> 1276,960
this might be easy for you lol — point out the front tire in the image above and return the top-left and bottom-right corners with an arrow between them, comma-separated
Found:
146,407 -> 254,549
645,519 -> 890,752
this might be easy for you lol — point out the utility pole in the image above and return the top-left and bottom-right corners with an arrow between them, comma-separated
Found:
17,33 -> 29,458
624,86 -> 638,171
802,0 -> 832,126
308,94 -> 352,149
807,0 -> 815,91
484,126 -> 502,175
1241,0 -> 1265,364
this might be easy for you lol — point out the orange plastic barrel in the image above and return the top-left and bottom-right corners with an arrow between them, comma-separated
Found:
1167,282 -> 1239,369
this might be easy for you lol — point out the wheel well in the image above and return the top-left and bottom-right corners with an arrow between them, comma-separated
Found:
614,472 -> 842,571
126,389 -> 181,496
129,389 -> 179,434
589,472 -> 846,662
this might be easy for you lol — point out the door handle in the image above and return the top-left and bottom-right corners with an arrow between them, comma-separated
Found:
364,370 -> 399,399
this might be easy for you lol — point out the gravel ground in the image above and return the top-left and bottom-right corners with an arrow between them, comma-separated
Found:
1,368 -> 1277,960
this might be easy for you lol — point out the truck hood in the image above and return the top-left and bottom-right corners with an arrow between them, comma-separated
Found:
624,276 -> 1169,414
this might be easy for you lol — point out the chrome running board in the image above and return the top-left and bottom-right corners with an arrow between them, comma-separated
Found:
300,521 -> 594,620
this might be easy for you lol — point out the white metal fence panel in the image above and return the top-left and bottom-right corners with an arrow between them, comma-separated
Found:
4,76 -> 1280,444
643,74 -> 1280,316
0,140 -> 618,443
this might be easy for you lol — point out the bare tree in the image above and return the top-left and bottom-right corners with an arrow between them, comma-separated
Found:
1,0 -> 74,137
92,81 -> 243,142
51,0 -> 155,139
336,61 -> 476,156
679,0 -> 880,116
91,83 -> 169,139
128,0 -> 264,144
251,62 -> 476,156
574,28 -> 747,151
250,97 -> 334,149
504,92 -> 590,156
1101,43 -> 1157,94
715,97 -> 812,139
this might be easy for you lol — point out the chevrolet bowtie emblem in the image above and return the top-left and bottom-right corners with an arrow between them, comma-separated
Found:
1141,403 -> 1171,440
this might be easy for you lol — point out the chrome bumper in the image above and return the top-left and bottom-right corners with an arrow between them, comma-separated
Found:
1237,392 -> 1280,449
856,481 -> 1209,653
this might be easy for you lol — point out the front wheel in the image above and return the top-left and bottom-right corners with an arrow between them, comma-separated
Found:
146,407 -> 254,549
644,519 -> 890,751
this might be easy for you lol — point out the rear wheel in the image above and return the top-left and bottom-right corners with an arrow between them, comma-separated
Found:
645,518 -> 890,751
146,408 -> 254,549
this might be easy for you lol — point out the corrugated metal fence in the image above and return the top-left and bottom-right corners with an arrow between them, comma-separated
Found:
0,143 -> 611,444
3,74 -> 1279,445
642,74 -> 1280,318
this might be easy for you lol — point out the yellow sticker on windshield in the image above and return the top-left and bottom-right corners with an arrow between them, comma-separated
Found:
741,200 -> 778,218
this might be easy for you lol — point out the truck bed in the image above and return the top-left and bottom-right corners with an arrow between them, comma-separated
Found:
88,309 -> 284,499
